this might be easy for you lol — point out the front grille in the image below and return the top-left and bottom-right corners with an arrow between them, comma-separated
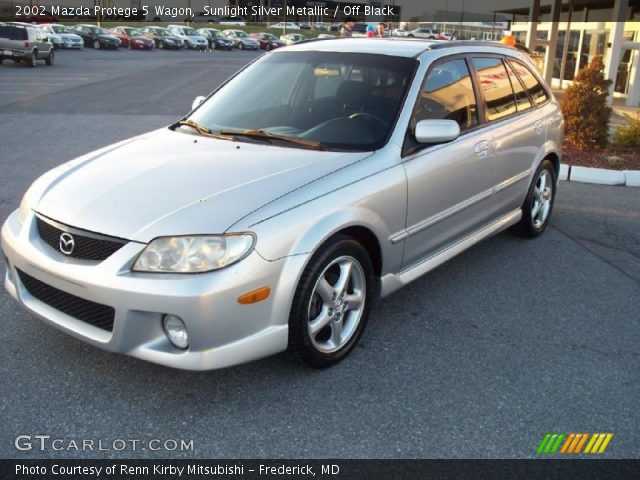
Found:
36,216 -> 126,261
17,269 -> 115,331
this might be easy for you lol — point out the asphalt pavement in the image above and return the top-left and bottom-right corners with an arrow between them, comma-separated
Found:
0,47 -> 638,459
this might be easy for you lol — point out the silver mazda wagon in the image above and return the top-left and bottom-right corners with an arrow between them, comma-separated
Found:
1,39 -> 563,370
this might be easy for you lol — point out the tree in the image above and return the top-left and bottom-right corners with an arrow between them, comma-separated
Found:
561,55 -> 612,148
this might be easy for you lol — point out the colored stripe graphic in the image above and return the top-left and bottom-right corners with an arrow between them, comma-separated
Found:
539,433 -> 613,454
584,433 -> 614,454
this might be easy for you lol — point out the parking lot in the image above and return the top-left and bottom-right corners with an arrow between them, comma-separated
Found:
0,47 -> 639,459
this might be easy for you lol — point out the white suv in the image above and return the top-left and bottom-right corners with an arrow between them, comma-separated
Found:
166,25 -> 208,49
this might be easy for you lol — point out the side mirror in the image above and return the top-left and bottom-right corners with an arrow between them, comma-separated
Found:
191,96 -> 206,110
414,119 -> 460,144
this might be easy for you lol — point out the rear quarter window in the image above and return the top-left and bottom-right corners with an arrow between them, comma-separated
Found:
0,26 -> 28,40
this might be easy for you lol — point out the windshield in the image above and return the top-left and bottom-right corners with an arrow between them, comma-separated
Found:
235,31 -> 248,38
184,28 -> 198,35
188,51 -> 417,152
125,28 -> 143,36
156,29 -> 171,36
52,25 -> 69,33
264,33 -> 277,41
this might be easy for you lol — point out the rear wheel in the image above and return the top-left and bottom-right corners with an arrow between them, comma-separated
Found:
238,42 -> 244,50
288,235 -> 375,368
45,50 -> 54,65
93,39 -> 100,49
28,51 -> 37,67
511,159 -> 556,238
158,40 -> 164,49
265,43 -> 271,51
127,41 -> 132,50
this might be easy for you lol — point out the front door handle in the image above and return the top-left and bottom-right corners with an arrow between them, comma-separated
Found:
534,120 -> 544,135
474,140 -> 490,158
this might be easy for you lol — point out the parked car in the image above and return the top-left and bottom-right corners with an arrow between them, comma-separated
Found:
109,27 -> 154,50
280,33 -> 306,45
329,22 -> 341,32
192,12 -> 218,23
167,25 -> 208,49
140,26 -> 183,49
316,34 -> 336,40
407,28 -> 444,40
222,29 -> 259,50
299,22 -> 311,30
219,16 -> 246,26
0,23 -> 54,66
314,22 -> 328,31
251,32 -> 284,51
37,24 -> 82,49
1,40 -> 563,371
197,28 -> 234,50
71,24 -> 120,49
391,28 -> 408,37
271,22 -> 300,31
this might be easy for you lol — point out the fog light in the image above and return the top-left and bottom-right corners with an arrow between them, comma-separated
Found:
163,314 -> 189,349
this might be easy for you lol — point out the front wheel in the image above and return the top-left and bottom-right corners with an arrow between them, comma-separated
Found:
93,39 -> 101,49
288,235 -> 375,368
511,159 -> 557,238
237,42 -> 243,50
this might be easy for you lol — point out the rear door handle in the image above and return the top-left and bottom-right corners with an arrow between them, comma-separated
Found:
474,140 -> 490,158
534,120 -> 544,135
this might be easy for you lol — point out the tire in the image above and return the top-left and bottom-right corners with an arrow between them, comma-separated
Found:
408,34 -> 414,38
288,235 -> 376,368
45,50 -> 54,65
0,58 -> 3,65
93,39 -> 100,49
127,41 -> 132,50
238,42 -> 244,50
510,159 -> 557,238
158,40 -> 164,49
28,51 -> 37,67
265,43 -> 271,51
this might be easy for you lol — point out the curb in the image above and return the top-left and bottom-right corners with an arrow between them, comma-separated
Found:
560,164 -> 639,187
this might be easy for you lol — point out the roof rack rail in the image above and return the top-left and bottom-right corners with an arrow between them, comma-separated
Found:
428,40 -> 516,50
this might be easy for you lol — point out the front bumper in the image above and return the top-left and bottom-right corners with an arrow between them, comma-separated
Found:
1,210 -> 305,370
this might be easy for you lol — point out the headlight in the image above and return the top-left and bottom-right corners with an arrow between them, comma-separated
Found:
133,234 -> 255,273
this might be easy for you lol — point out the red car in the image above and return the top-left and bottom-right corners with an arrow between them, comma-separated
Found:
250,32 -> 284,51
109,26 -> 155,50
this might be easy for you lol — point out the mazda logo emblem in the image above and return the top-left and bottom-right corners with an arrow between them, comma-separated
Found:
59,232 -> 75,255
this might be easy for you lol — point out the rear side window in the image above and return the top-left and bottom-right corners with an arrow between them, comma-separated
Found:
505,60 -> 533,112
0,26 -> 28,40
411,58 -> 478,132
472,57 -> 517,122
509,59 -> 549,106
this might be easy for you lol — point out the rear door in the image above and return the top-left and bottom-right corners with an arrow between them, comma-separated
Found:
470,55 -> 545,213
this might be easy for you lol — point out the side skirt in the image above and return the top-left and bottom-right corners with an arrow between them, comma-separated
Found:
379,208 -> 522,298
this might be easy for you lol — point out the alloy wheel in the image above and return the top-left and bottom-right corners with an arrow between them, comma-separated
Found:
531,169 -> 553,228
307,256 -> 366,354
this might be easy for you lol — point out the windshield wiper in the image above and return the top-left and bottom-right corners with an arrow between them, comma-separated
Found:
219,129 -> 327,151
174,119 -> 237,142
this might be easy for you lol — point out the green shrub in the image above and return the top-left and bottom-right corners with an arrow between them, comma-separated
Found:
561,56 -> 612,148
612,113 -> 640,148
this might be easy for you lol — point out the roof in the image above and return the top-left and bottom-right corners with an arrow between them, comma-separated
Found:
281,38 -> 519,58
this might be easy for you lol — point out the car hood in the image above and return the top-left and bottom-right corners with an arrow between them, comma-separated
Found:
59,33 -> 82,41
35,129 -> 370,242
98,34 -> 118,41
131,35 -> 152,41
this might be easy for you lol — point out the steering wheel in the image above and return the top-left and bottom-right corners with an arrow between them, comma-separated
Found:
348,112 -> 388,128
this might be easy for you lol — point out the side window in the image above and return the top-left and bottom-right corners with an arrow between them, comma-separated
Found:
411,58 -> 478,132
510,59 -> 550,106
505,60 -> 533,112
472,57 -> 517,122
